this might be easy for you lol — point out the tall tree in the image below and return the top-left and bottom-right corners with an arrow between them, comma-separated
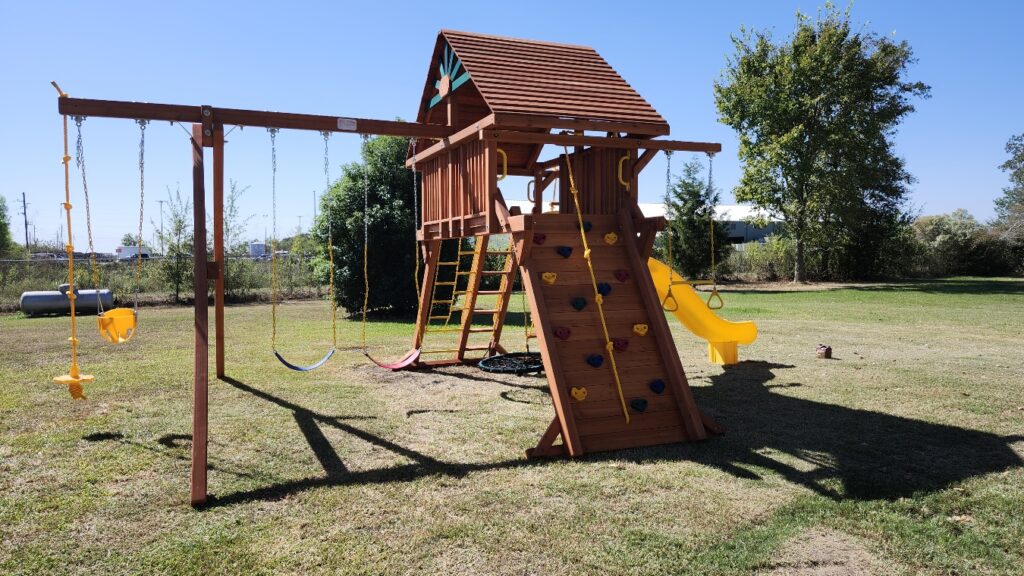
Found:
0,196 -> 14,258
314,135 -> 418,315
715,4 -> 930,280
995,133 -> 1024,243
661,158 -> 731,279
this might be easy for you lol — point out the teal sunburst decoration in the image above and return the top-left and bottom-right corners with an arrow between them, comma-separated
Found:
428,43 -> 470,109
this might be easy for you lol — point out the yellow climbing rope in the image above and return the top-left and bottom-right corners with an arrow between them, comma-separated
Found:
562,145 -> 630,424
51,81 -> 93,399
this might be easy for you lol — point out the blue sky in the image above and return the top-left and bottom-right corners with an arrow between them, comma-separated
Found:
2,1 -> 1021,252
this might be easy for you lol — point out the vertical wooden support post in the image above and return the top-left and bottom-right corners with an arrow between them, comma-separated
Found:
190,124 -> 209,506
532,171 -> 543,215
412,239 -> 442,351
212,124 -> 225,379
455,236 -> 487,360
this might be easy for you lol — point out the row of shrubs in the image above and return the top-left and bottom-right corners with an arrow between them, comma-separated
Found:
727,211 -> 1022,281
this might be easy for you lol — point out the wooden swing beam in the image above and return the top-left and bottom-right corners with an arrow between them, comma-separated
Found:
57,97 -> 452,139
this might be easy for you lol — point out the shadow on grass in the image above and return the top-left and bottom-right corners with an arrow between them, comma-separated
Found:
197,376 -> 544,509
139,365 -> 1022,508
670,360 -> 1024,500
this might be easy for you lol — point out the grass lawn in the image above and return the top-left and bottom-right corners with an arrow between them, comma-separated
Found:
1,278 -> 1023,575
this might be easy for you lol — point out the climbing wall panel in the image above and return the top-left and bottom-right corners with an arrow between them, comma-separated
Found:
521,213 -> 708,455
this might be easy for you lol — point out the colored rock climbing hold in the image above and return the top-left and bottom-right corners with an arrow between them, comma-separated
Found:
630,398 -> 648,413
570,386 -> 588,401
542,272 -> 558,285
554,326 -> 571,340
604,232 -> 619,245
614,269 -> 630,282
586,354 -> 604,368
649,379 -> 666,394
579,221 -> 592,233
571,297 -> 587,311
556,246 -> 573,258
632,323 -> 649,337
612,338 -> 629,352
533,233 -> 547,245
597,282 -> 612,297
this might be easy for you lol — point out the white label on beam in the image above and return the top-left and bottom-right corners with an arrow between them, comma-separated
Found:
336,118 -> 358,132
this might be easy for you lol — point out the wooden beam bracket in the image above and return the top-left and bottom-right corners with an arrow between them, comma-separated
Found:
480,129 -> 721,153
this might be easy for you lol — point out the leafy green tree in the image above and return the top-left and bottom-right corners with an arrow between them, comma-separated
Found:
714,4 -> 930,281
0,196 -> 14,258
313,135 -> 419,315
659,158 -> 731,279
995,133 -> 1024,245
155,186 -> 194,302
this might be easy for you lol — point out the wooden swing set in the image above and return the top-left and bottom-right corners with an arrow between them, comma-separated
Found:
54,30 -> 725,505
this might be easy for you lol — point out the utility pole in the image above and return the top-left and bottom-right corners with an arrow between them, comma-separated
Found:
313,190 -> 317,223
18,192 -> 29,249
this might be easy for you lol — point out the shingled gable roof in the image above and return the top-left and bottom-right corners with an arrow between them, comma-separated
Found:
415,29 -> 669,134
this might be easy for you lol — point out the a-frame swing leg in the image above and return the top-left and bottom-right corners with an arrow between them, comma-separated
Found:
190,124 -> 209,506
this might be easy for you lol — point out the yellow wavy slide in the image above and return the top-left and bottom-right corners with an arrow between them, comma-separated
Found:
647,258 -> 757,365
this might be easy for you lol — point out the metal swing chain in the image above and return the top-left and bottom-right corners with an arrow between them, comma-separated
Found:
73,116 -> 103,314
134,119 -> 148,313
360,134 -> 371,354
269,128 -> 279,349
320,130 -> 337,349
411,153 -> 421,303
706,152 -> 716,284
664,150 -> 674,281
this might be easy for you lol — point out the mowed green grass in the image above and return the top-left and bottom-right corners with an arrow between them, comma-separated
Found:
1,278 -> 1023,575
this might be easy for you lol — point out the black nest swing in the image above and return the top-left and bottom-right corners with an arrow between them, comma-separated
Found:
478,352 -> 544,376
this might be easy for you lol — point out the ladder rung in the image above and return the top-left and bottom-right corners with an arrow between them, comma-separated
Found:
473,309 -> 499,314
481,270 -> 511,275
458,250 -> 477,256
428,315 -> 452,320
464,345 -> 492,351
424,327 -> 462,333
437,261 -> 460,266
467,327 -> 497,333
434,281 -> 457,287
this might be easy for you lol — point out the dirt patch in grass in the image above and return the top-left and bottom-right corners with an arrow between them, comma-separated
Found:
758,528 -> 884,576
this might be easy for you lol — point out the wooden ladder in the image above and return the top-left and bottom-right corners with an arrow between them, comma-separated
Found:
417,236 -> 518,364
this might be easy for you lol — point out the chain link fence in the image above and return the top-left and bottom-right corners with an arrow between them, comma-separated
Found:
0,255 -> 327,312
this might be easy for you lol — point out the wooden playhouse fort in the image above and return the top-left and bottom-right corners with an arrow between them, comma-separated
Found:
403,31 -> 724,458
